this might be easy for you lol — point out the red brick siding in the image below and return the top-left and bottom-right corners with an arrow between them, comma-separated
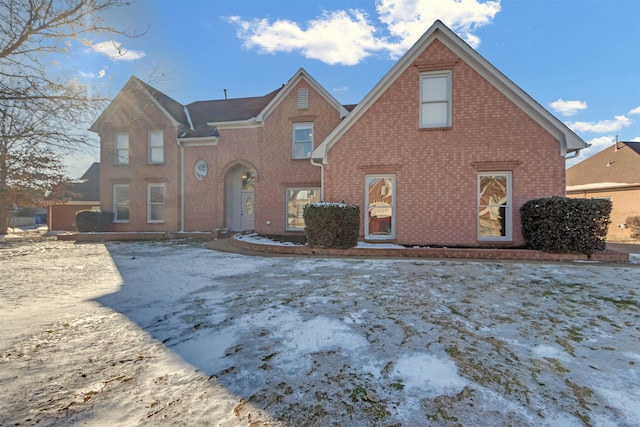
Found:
181,78 -> 342,234
324,40 -> 565,246
98,90 -> 181,232
49,204 -> 99,231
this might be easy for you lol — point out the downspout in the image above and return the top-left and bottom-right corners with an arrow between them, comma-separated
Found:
564,150 -> 580,160
310,157 -> 324,201
180,141 -> 185,232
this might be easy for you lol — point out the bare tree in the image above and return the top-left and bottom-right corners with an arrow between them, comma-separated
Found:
0,0 -> 142,233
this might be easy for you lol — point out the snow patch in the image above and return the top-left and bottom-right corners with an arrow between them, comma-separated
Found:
394,354 -> 467,395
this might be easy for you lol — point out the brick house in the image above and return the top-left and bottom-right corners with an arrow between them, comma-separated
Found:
567,141 -> 640,241
48,162 -> 100,231
91,20 -> 587,246
311,20 -> 586,246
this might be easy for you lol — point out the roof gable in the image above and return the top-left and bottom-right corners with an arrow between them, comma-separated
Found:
311,20 -> 588,163
255,68 -> 349,123
567,142 -> 640,188
90,76 -> 187,132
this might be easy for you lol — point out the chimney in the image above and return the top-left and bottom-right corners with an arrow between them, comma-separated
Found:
224,89 -> 227,100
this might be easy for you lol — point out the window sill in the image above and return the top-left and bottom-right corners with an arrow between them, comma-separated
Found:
147,220 -> 165,224
419,126 -> 452,131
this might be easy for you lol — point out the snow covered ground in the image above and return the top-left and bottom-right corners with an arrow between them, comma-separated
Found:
1,231 -> 639,426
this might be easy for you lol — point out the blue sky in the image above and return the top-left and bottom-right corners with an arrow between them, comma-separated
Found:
65,0 -> 640,178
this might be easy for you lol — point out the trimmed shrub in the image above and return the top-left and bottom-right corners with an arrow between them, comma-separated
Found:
303,202 -> 360,249
626,216 -> 640,239
520,197 -> 611,255
75,210 -> 114,232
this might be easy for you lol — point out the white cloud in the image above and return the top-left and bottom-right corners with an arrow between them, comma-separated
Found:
549,99 -> 587,117
631,136 -> 640,142
77,71 -> 96,79
629,106 -> 640,115
229,10 -> 382,65
91,41 -> 145,61
376,0 -> 501,55
566,115 -> 633,133
332,86 -> 349,92
98,69 -> 106,78
228,0 -> 501,65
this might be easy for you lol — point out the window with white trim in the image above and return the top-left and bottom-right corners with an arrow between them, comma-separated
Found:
113,184 -> 129,222
148,130 -> 164,164
365,175 -> 395,240
420,71 -> 452,128
478,172 -> 512,240
147,184 -> 165,223
292,122 -> 313,159
114,133 -> 129,165
286,188 -> 320,231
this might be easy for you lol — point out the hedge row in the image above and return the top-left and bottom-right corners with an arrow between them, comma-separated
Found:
75,210 -> 114,232
520,197 -> 611,255
303,202 -> 360,249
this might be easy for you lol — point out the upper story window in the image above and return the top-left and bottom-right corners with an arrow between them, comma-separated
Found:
114,132 -> 129,165
420,71 -> 452,128
298,88 -> 309,110
148,130 -> 164,164
292,122 -> 313,159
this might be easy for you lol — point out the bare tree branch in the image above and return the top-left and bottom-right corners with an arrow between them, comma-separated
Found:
0,0 -> 143,233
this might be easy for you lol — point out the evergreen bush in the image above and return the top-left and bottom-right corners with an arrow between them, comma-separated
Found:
520,197 -> 611,255
303,202 -> 360,249
75,210 -> 114,232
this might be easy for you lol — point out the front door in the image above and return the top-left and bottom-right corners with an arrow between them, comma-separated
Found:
225,165 -> 255,231
241,190 -> 254,230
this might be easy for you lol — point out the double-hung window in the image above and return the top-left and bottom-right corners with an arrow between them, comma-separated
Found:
478,172 -> 512,240
292,123 -> 313,159
365,175 -> 395,240
286,188 -> 320,231
114,133 -> 129,165
148,130 -> 164,164
147,184 -> 165,223
420,71 -> 452,128
113,184 -> 129,222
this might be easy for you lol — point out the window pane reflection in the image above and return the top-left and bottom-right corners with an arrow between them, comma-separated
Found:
367,177 -> 393,236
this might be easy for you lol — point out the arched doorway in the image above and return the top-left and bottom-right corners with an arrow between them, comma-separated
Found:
225,164 -> 255,231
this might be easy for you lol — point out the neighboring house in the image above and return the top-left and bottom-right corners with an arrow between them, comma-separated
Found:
48,163 -> 100,231
91,20 -> 587,247
566,141 -> 640,241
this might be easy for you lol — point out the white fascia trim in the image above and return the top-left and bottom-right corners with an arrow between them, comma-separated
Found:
59,201 -> 100,205
567,182 -> 640,192
312,20 -> 588,163
209,119 -> 262,130
256,68 -> 349,123
134,79 -> 181,128
177,136 -> 220,147
184,106 -> 195,130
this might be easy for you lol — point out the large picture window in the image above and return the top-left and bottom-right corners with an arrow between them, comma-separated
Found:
114,133 -> 129,165
148,130 -> 164,164
113,184 -> 129,222
365,175 -> 395,240
286,188 -> 320,231
292,123 -> 313,159
147,184 -> 165,223
420,71 -> 451,128
478,172 -> 512,240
